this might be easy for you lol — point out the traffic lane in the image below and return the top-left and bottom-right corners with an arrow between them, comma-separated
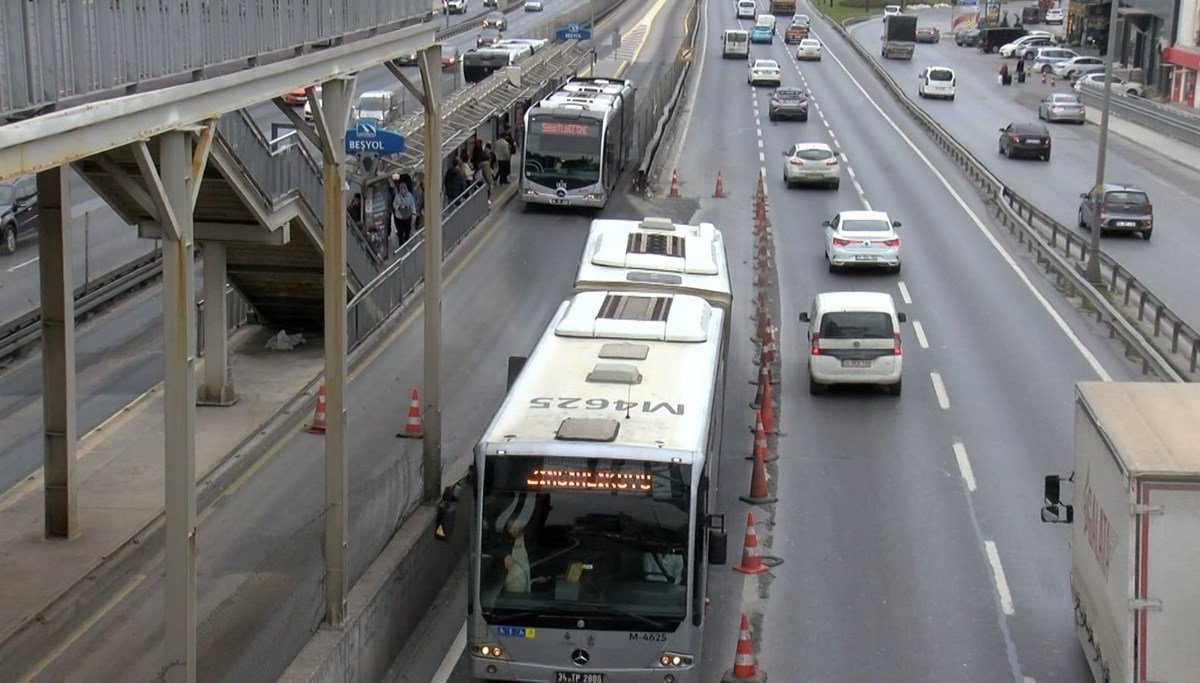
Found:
846,16 -> 1200,328
793,18 -> 1114,679
245,0 -> 588,132
39,196 -> 605,680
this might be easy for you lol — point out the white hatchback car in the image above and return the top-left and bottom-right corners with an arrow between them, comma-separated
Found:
782,142 -> 840,189
524,0 -> 543,10
883,5 -> 902,16
823,210 -> 902,273
748,59 -> 782,86
998,32 -> 1056,57
918,66 -> 956,99
796,38 -> 822,60
799,291 -> 906,395
1044,7 -> 1065,23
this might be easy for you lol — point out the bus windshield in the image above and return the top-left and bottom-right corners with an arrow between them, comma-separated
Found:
479,455 -> 692,631
524,116 -> 603,190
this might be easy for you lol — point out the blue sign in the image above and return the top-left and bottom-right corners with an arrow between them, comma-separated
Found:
344,119 -> 405,155
555,22 -> 591,41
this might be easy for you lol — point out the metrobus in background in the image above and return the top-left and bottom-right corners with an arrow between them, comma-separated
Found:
458,289 -> 729,683
462,38 -> 547,83
520,77 -> 636,209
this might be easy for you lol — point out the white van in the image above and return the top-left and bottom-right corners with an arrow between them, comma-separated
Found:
756,14 -> 777,32
353,90 -> 396,122
799,291 -> 906,396
722,29 -> 750,58
918,66 -> 956,100
736,0 -> 757,19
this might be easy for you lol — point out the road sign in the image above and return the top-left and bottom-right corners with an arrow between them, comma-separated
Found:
344,119 -> 406,156
678,46 -> 694,63
555,22 -> 592,41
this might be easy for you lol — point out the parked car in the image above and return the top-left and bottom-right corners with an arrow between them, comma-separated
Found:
1053,55 -> 1106,79
915,27 -> 940,43
998,122 -> 1052,161
1044,7 -> 1065,23
477,28 -> 502,48
1031,47 -> 1080,73
782,142 -> 840,189
954,28 -> 981,47
524,0 -> 543,10
1078,183 -> 1153,239
997,31 -> 1055,57
769,87 -> 809,121
1022,5 -> 1042,23
918,66 -> 956,99
1074,72 -> 1145,96
483,0 -> 499,6
1038,92 -> 1086,123
979,27 -> 1029,53
0,176 -> 38,255
1015,36 -> 1061,60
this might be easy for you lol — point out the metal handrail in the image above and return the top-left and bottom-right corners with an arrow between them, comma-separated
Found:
832,15 -> 1192,381
1075,87 -> 1200,146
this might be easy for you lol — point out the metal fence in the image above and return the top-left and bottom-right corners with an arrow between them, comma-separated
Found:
1075,87 -> 1200,147
195,284 -> 251,356
832,16 -> 1192,382
633,0 -> 701,191
0,0 -> 435,117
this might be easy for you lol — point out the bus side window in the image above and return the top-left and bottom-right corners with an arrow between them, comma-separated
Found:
691,473 -> 708,627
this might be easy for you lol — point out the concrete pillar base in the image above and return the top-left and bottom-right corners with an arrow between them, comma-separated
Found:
197,386 -> 239,407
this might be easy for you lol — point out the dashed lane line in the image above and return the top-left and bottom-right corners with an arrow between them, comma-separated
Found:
897,281 -> 912,304
930,371 -> 950,410
952,442 -> 977,492
912,320 -> 929,349
984,540 -> 1016,615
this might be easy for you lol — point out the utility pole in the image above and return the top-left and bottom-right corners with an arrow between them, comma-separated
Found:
419,45 -> 445,503
1082,0 -> 1122,285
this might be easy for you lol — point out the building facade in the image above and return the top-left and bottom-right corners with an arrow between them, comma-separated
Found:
1163,0 -> 1200,106
1066,0 -> 1178,93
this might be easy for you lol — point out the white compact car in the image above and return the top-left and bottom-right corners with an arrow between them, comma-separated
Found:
998,32 -> 1056,57
444,0 -> 468,13
918,66 -> 956,99
823,210 -> 902,273
524,0 -> 543,10
748,59 -> 782,86
1044,7 -> 1064,23
795,38 -> 822,60
800,291 -> 906,396
782,142 -> 840,189
883,4 -> 902,16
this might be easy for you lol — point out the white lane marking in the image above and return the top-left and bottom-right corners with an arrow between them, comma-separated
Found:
952,442 -> 977,492
846,166 -> 857,180
7,256 -> 39,272
759,151 -> 765,163
813,26 -> 1113,382
1023,677 -> 1036,683
431,621 -> 468,683
897,281 -> 912,304
930,371 -> 950,409
912,320 -> 929,349
668,0 -> 709,173
984,541 -> 1016,616
757,138 -> 764,149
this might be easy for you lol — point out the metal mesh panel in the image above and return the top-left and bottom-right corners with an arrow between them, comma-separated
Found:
348,441 -> 423,587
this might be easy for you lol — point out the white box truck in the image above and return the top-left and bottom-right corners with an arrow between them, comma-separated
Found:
1041,382 -> 1200,683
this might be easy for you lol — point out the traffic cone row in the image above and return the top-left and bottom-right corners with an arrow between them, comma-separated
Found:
721,612 -> 767,682
669,168 -> 680,198
733,512 -> 770,575
396,388 -> 424,439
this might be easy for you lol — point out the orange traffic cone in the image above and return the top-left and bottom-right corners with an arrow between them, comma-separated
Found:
733,513 -> 770,575
396,388 -> 424,439
307,384 -> 327,434
757,363 -> 776,435
669,169 -> 680,198
721,613 -> 767,683
748,406 -> 777,462
760,317 -> 777,366
714,170 -> 727,198
741,421 -> 778,508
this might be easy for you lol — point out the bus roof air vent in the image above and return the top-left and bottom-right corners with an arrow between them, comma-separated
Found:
638,217 -> 676,231
598,342 -> 650,360
627,232 -> 685,258
626,271 -> 684,285
598,294 -> 672,322
556,417 -> 620,442
556,292 -> 711,342
586,362 -> 642,384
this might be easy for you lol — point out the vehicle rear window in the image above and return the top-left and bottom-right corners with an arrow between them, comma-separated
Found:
793,148 -> 832,160
820,312 -> 893,339
840,218 -> 891,232
929,69 -> 953,81
1105,191 -> 1149,204
776,89 -> 804,100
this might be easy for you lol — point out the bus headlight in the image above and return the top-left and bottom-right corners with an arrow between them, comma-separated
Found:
474,643 -> 505,658
657,652 -> 693,668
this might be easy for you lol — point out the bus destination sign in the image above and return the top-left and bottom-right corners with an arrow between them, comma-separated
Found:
525,466 -> 653,492
536,121 -> 595,137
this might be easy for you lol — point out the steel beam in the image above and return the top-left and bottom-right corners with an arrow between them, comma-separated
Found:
418,45 -> 444,503
90,153 -> 159,218
189,123 -> 216,211
0,22 -> 437,182
37,166 -> 77,539
198,242 -> 237,407
158,131 -> 198,683
271,97 -> 324,150
132,141 -> 184,242
317,76 -> 355,627
384,62 -> 427,108
138,221 -> 291,245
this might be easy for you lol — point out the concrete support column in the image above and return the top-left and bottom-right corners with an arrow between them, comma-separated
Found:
315,76 -> 354,627
418,44 -> 444,504
197,241 -> 237,406
37,166 -> 77,539
160,131 -> 198,683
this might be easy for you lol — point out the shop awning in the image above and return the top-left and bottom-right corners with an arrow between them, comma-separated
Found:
1163,46 -> 1200,71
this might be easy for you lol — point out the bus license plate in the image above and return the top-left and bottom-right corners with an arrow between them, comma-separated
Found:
550,198 -> 568,205
842,359 -> 871,368
556,673 -> 605,683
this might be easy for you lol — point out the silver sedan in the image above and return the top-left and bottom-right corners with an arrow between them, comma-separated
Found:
1038,93 -> 1087,123
823,210 -> 902,273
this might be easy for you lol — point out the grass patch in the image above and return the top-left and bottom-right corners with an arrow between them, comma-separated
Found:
811,0 -> 881,26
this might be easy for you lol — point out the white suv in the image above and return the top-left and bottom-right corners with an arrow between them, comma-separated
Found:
800,292 -> 907,395
918,66 -> 956,100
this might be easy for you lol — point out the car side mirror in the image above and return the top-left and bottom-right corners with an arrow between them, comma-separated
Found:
1079,192 -> 1089,199
821,220 -> 831,227
799,312 -> 810,322
1041,474 -> 1074,524
892,221 -> 902,227
897,312 -> 907,323
999,127 -> 1007,132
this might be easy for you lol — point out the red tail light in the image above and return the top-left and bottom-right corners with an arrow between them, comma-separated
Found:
831,237 -> 852,246
1143,204 -> 1153,215
881,238 -> 900,247
825,158 -> 839,166
1100,202 -> 1109,213
893,332 -> 901,355
771,96 -> 780,104
1009,135 -> 1020,144
810,332 -> 820,356
789,158 -> 804,165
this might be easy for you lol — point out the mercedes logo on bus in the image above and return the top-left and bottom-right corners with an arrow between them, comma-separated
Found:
571,649 -> 590,666
555,188 -> 567,198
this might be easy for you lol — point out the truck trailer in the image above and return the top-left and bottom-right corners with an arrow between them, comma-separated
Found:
881,15 -> 917,59
1041,382 -> 1200,683
769,0 -> 796,15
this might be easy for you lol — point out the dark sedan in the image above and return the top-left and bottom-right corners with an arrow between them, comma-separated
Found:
477,28 -> 502,48
915,27 -> 940,43
768,87 -> 808,121
482,10 -> 507,30
954,27 -> 981,47
998,122 -> 1052,161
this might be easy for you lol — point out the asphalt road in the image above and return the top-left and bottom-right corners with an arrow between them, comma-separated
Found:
28,0 -> 690,679
846,10 -> 1200,330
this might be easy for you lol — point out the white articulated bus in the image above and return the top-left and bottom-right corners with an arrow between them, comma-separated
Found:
464,290 -> 729,683
520,77 -> 636,209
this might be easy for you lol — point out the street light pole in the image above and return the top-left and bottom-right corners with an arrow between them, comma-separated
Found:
1083,0 -> 1122,285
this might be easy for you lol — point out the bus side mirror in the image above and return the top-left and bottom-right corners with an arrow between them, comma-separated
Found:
1040,474 -> 1074,524
707,514 -> 727,565
434,476 -> 472,542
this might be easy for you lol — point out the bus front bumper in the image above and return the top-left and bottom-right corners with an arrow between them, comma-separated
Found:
520,188 -> 606,208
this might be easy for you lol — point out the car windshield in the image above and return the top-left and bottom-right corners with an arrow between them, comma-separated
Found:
929,69 -> 953,81
1105,191 -> 1149,204
793,147 -> 832,160
479,456 -> 692,631
488,12 -> 502,20
357,95 -> 389,112
820,312 -> 894,339
525,116 -> 603,189
839,217 -> 892,232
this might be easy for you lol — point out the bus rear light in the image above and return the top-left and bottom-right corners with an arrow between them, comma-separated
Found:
474,644 -> 505,658
658,652 -> 694,668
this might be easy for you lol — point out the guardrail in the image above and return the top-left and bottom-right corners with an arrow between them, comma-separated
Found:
830,15 -> 1192,382
634,0 -> 702,191
1075,86 -> 1200,147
